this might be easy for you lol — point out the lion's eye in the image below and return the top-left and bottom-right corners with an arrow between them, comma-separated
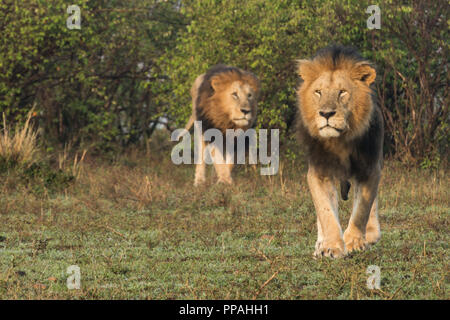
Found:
314,90 -> 321,97
232,92 -> 239,99
339,90 -> 348,97
248,93 -> 252,99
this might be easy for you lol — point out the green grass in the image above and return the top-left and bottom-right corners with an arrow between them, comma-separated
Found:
0,153 -> 448,299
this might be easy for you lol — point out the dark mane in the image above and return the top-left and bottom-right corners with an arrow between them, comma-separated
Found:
313,45 -> 366,68
195,65 -> 240,131
197,64 -> 243,102
194,64 -> 258,133
297,107 -> 383,182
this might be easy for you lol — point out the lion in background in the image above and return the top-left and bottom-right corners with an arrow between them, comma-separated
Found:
296,46 -> 384,258
183,65 -> 260,186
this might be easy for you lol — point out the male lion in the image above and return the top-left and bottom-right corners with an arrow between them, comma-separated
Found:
296,46 -> 384,258
183,65 -> 260,186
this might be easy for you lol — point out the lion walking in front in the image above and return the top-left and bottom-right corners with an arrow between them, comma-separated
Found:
184,65 -> 260,186
296,46 -> 384,258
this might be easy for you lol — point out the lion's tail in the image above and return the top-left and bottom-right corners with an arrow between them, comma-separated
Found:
184,113 -> 195,132
174,113 -> 195,141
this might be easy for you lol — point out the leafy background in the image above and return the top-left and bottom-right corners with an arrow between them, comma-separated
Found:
0,0 -> 448,165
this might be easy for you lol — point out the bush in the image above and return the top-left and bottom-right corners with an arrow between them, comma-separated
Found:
368,0 -> 449,164
0,0 -> 447,165
161,0 -> 338,139
21,162 -> 75,193
0,108 -> 75,193
162,0 -> 448,164
0,0 -> 185,150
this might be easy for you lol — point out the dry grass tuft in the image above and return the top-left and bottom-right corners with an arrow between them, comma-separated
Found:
58,144 -> 87,180
0,109 -> 39,169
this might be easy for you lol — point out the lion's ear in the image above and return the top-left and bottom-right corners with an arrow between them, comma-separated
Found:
210,76 -> 221,91
297,59 -> 316,82
351,62 -> 376,86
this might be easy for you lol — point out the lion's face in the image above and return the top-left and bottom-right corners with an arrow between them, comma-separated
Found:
304,70 -> 355,138
298,58 -> 376,140
207,71 -> 259,130
219,80 -> 257,128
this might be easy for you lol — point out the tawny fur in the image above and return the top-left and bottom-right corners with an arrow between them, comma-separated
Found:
183,65 -> 260,186
296,46 -> 383,259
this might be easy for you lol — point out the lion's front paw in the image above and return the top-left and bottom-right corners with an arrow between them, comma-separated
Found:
313,238 -> 346,259
194,178 -> 206,187
365,227 -> 381,245
216,177 -> 232,185
343,229 -> 368,253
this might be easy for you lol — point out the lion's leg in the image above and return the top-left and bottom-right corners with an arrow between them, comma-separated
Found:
211,144 -> 233,184
307,166 -> 346,258
315,217 -> 324,254
194,131 -> 206,186
343,171 -> 380,252
365,196 -> 381,244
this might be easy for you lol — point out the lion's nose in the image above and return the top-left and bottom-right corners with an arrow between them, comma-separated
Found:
319,111 -> 336,120
241,109 -> 251,115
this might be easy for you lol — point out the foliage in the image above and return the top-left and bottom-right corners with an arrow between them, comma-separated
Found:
163,0 -> 448,162
21,161 -> 75,193
0,0 -> 447,163
368,0 -> 449,163
0,0 -> 185,151
162,0 -> 338,138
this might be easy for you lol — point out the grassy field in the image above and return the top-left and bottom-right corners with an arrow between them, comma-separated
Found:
0,149 -> 448,299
